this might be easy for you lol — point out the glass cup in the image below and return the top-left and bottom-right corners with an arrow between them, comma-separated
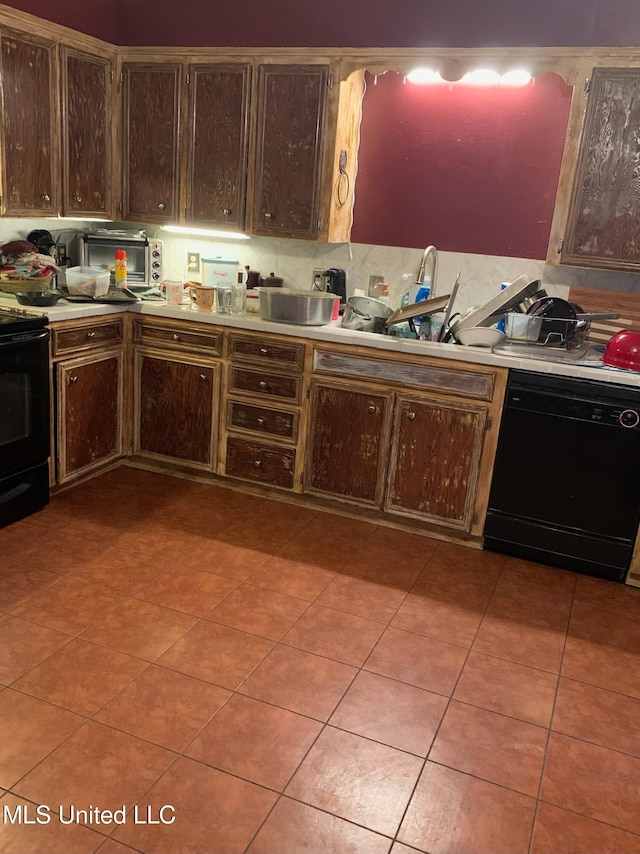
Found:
215,285 -> 232,314
165,279 -> 183,306
230,281 -> 246,314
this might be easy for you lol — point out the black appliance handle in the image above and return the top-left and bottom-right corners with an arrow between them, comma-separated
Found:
0,329 -> 50,348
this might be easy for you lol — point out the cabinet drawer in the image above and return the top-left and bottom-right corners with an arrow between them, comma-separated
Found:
52,318 -> 123,356
226,437 -> 295,489
228,334 -> 304,370
227,399 -> 298,441
134,320 -> 222,355
229,367 -> 301,403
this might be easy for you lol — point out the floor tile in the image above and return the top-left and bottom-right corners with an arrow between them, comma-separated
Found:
114,756 -> 277,854
285,726 -> 422,837
501,555 -> 577,593
95,665 -> 230,752
95,839 -> 141,854
218,517 -> 304,553
12,637 -> 146,715
186,693 -> 321,790
341,545 -> 425,590
276,531 -> 353,571
157,620 -> 273,689
0,689 -> 84,788
0,792 -> 104,854
82,599 -> 197,661
364,626 -> 467,695
137,565 -> 239,617
473,614 -> 565,673
369,526 -> 438,560
398,761 -> 536,854
391,844 -> 427,854
302,510 -> 376,543
391,593 -> 483,648
0,563 -> 59,611
487,577 -> 572,631
0,518 -> 49,549
531,802 -> 640,854
248,556 -> 335,600
552,678 -> 640,758
205,582 -> 309,640
183,539 -> 271,579
247,796 -> 392,854
330,670 -> 447,755
11,577 -> 123,635
453,651 -> 557,726
15,721 -> 174,816
316,573 -> 407,622
282,603 -> 384,666
239,644 -> 356,720
429,700 -> 547,796
250,498 -> 317,528
73,546 -> 175,594
574,574 -> 640,616
19,529 -> 110,575
430,540 -> 505,576
541,732 -> 640,833
412,562 -> 496,611
568,597 -> 640,651
562,636 -> 640,699
0,615 -> 69,684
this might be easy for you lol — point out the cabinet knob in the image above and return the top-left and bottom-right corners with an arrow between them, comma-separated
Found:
264,212 -> 273,219
74,195 -> 82,203
86,331 -> 96,338
69,375 -> 78,384
257,417 -> 266,425
368,404 -> 377,414
173,333 -> 180,341
258,380 -> 267,389
200,374 -> 207,381
407,411 -> 416,420
41,193 -> 51,202
223,208 -> 232,216
259,347 -> 268,355
254,459 -> 262,468
158,202 -> 167,210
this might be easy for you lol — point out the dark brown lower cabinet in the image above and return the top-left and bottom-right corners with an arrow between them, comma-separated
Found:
305,380 -> 393,506
56,352 -> 122,483
136,353 -> 218,467
225,437 -> 296,489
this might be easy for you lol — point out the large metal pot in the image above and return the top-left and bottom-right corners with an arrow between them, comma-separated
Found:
258,288 -> 336,325
341,295 -> 393,333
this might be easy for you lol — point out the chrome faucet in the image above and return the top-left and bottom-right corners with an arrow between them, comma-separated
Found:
415,245 -> 439,299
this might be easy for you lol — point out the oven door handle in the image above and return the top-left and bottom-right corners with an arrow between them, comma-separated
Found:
0,329 -> 50,347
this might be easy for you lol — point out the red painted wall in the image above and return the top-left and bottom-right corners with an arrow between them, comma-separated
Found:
1,0 -> 118,42
350,72 -> 572,258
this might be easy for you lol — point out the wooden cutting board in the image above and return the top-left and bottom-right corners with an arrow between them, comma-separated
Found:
568,286 -> 640,344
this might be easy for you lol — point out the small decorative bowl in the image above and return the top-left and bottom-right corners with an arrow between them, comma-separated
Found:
456,327 -> 505,349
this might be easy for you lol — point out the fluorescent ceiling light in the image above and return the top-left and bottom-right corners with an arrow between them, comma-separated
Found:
500,70 -> 533,86
460,69 -> 501,85
407,68 -> 532,87
406,68 -> 444,84
161,225 -> 250,240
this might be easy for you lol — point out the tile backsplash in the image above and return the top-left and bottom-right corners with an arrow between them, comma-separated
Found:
1,219 -> 638,314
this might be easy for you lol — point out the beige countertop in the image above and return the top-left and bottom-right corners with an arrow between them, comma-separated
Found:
3,295 -> 639,389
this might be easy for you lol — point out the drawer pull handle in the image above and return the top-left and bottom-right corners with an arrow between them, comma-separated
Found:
74,195 -> 82,203
259,347 -> 268,355
259,381 -> 267,389
41,193 -> 51,202
407,411 -> 416,420
264,212 -> 273,219
173,334 -> 180,341
158,202 -> 167,210
257,417 -> 266,425
86,331 -> 96,338
69,375 -> 78,384
254,459 -> 262,468
200,374 -> 207,381
368,404 -> 377,414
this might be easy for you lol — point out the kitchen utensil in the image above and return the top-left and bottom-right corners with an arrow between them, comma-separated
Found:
260,273 -> 284,288
258,288 -> 336,325
456,327 -> 505,348
386,293 -> 451,326
603,330 -> 640,372
450,276 -> 542,335
437,271 -> 461,342
65,266 -> 111,297
341,295 -> 393,333
15,290 -> 63,307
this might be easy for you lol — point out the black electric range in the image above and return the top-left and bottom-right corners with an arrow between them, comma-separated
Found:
0,305 -> 48,335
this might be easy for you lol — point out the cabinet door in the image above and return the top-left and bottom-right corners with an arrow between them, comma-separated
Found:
57,353 -> 122,484
252,64 -> 328,239
305,380 -> 392,507
186,63 -> 251,229
121,63 -> 181,223
136,353 -> 216,467
562,68 -> 640,272
386,394 -> 488,531
0,29 -> 57,216
61,46 -> 113,218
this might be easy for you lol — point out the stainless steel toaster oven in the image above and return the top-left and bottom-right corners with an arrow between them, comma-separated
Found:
78,230 -> 163,290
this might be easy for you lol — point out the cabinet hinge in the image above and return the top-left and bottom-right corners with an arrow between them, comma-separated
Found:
558,237 -> 564,253
583,78 -> 591,96
327,73 -> 333,89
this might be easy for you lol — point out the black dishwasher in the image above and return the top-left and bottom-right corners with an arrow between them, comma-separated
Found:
484,369 -> 640,582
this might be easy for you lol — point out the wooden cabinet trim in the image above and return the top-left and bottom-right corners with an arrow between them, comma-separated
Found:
228,332 -> 305,370
52,317 -> 123,357
228,365 -> 302,403
226,397 -> 299,444
133,318 -> 223,355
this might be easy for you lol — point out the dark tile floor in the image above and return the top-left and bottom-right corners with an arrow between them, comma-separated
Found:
1,467 -> 639,854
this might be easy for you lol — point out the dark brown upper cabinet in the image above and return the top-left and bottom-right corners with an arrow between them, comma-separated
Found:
121,62 -> 182,223
185,63 -> 251,230
252,64 -> 329,240
562,67 -> 640,272
0,29 -> 58,216
60,46 -> 114,219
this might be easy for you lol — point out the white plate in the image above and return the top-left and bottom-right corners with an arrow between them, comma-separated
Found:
450,275 -> 541,334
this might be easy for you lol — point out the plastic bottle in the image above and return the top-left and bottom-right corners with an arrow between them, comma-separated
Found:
115,250 -> 127,289
415,274 -> 431,304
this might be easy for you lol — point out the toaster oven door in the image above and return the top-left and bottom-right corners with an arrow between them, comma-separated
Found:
80,236 -> 150,288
